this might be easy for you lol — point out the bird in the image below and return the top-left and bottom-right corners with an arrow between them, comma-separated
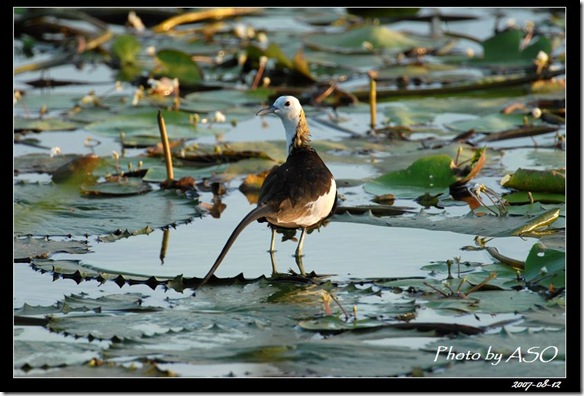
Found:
196,95 -> 337,288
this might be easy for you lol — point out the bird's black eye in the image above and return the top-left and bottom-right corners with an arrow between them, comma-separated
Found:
285,101 -> 290,107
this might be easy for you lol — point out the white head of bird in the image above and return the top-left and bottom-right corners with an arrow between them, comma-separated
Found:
256,96 -> 310,155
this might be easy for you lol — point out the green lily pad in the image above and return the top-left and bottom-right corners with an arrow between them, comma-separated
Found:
381,103 -> 437,126
501,168 -> 565,194
80,177 -> 152,196
142,163 -> 229,183
184,88 -> 276,109
14,236 -> 90,262
14,329 -> 103,369
85,108 -> 222,138
523,243 -> 565,289
503,191 -> 565,204
425,289 -> 546,314
304,25 -> 437,53
332,208 -> 560,238
154,49 -> 204,86
14,182 -> 200,237
478,29 -> 552,65
298,316 -> 384,332
14,153 -> 81,175
425,327 -> 565,377
364,154 -> 458,198
111,33 -> 141,65
445,113 -> 536,133
14,118 -> 80,132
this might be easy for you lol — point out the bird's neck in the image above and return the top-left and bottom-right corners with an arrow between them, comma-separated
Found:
284,109 -> 311,155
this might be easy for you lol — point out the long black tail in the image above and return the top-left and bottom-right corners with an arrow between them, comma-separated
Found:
196,205 -> 272,289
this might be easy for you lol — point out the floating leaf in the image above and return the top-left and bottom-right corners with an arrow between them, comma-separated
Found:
523,243 -> 565,289
297,316 -> 383,332
365,154 -> 458,198
142,163 -> 228,183
501,168 -> 565,194
304,25 -> 437,53
51,154 -> 101,184
479,29 -> 552,65
510,208 -> 561,237
154,49 -> 204,86
14,118 -> 80,132
332,209 -> 559,238
14,182 -> 200,236
14,236 -> 90,262
425,328 -> 565,377
111,33 -> 141,65
14,330 -> 103,369
445,113 -> 535,133
346,8 -> 420,18
14,153 -> 80,175
85,108 -> 220,138
80,177 -> 152,196
381,103 -> 436,126
425,290 -> 545,314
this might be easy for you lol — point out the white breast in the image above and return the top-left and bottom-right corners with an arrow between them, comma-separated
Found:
289,178 -> 336,228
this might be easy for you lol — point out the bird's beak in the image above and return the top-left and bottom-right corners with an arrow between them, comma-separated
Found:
256,105 -> 276,116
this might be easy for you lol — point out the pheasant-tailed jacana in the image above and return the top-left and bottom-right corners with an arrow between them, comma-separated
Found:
197,95 -> 337,288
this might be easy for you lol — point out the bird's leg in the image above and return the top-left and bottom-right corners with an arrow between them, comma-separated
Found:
269,227 -> 278,275
269,227 -> 276,253
269,250 -> 278,276
294,228 -> 307,275
295,228 -> 307,258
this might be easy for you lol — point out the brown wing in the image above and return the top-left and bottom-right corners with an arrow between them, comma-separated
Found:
257,147 -> 336,226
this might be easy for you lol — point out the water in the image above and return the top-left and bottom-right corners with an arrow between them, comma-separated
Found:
13,8 -> 566,380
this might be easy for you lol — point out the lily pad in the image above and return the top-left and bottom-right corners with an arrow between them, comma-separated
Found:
425,328 -> 565,377
154,48 -> 204,87
304,25 -> 438,54
501,168 -> 565,194
425,290 -> 546,314
478,29 -> 552,65
445,113 -> 538,133
80,177 -> 152,196
14,236 -> 90,262
85,108 -> 217,139
381,103 -> 437,126
364,154 -> 459,198
332,209 -> 561,238
14,118 -> 81,132
111,33 -> 141,66
523,243 -> 565,289
14,153 -> 81,175
502,192 -> 565,204
14,329 -> 103,369
14,182 -> 201,237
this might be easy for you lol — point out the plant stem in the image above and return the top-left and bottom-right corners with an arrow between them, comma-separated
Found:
157,111 -> 174,182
